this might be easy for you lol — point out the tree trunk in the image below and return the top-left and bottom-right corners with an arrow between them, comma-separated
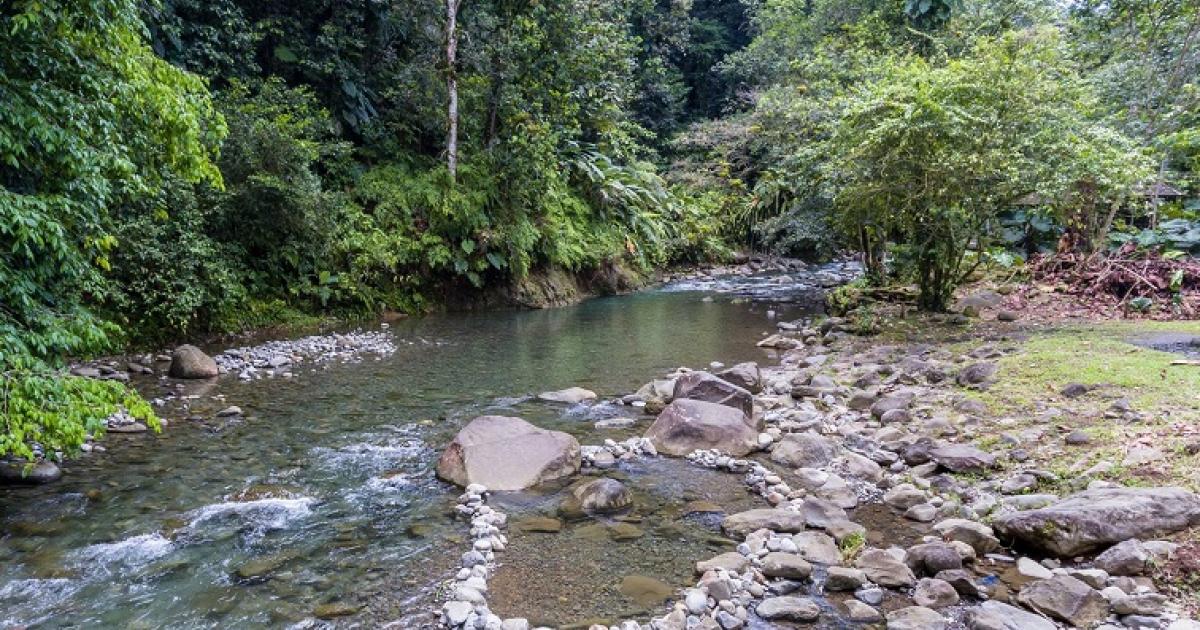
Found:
446,0 -> 461,183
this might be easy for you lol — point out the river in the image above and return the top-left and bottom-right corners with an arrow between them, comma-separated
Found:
0,265 -> 855,629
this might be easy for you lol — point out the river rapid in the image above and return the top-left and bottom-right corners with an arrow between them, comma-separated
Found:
0,264 -> 857,629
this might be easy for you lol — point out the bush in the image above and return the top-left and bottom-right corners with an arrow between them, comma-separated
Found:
103,178 -> 245,342
209,79 -> 352,306
753,201 -> 840,261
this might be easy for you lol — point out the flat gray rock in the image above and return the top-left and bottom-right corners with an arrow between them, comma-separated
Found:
992,486 -> 1200,557
968,600 -> 1057,630
756,596 -> 819,622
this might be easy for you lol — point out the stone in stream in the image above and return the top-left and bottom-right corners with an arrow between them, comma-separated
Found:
313,601 -> 361,619
968,600 -> 1058,630
912,577 -> 959,608
905,542 -> 963,576
168,344 -> 219,379
561,478 -> 631,516
886,606 -> 947,630
755,596 -> 820,622
790,531 -> 840,565
634,377 -> 676,403
512,516 -> 563,533
717,362 -> 762,393
618,575 -> 672,607
1017,575 -> 1109,627
844,599 -> 882,622
536,387 -> 597,404
644,399 -> 759,457
934,569 -> 983,599
0,460 -> 62,484
991,486 -> 1200,557
854,548 -> 916,588
436,415 -> 581,491
769,431 -> 841,468
802,497 -> 849,530
825,567 -> 868,591
721,508 -> 807,538
672,371 -> 755,416
696,552 -> 749,574
761,552 -> 812,579
107,421 -> 149,433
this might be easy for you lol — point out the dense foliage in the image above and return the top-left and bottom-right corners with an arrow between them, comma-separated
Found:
2,0 -> 1199,461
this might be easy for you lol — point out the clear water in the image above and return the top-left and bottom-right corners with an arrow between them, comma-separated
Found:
0,275 -> 832,629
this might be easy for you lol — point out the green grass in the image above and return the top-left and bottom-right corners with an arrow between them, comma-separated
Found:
978,323 -> 1200,411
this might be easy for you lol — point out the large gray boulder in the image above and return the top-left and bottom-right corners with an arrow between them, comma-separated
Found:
0,460 -> 62,484
169,344 -> 219,379
672,371 -> 754,416
644,399 -> 759,456
436,415 -> 581,491
769,431 -> 841,468
992,486 -> 1200,557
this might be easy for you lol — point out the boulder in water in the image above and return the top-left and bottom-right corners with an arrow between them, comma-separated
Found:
671,371 -> 754,416
992,486 -> 1200,557
436,415 -> 581,491
0,460 -> 62,484
561,478 -> 632,516
644,398 -> 759,456
169,344 -> 219,379
537,387 -> 597,404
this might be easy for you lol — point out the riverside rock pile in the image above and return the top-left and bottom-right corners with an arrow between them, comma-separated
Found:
215,330 -> 396,380
440,311 -> 1200,630
441,484 -> 540,630
634,317 -> 1200,630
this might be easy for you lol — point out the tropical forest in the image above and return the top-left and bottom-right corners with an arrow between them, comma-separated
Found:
3,0 -> 1200,628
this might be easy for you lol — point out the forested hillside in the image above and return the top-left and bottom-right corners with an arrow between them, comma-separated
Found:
2,0 -> 1199,457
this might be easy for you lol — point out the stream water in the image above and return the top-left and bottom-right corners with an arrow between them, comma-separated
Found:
0,266 -> 858,629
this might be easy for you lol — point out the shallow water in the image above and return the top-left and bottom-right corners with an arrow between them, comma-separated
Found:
0,271 -> 842,628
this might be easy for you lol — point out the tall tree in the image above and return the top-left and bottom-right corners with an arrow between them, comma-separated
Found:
447,0 -> 461,182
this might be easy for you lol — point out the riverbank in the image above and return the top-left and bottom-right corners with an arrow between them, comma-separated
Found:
0,271 -> 840,627
429,287 -> 1200,629
5,265 -> 1198,629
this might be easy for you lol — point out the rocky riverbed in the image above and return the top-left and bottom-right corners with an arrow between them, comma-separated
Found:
432,312 -> 1200,630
